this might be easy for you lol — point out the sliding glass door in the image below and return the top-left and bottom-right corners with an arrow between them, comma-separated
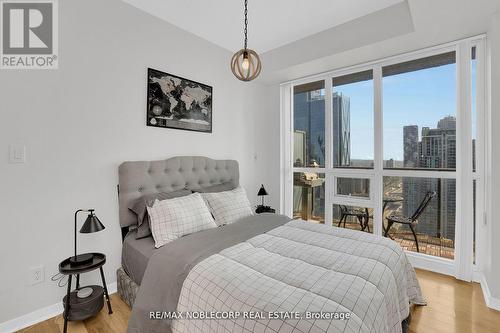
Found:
281,37 -> 485,281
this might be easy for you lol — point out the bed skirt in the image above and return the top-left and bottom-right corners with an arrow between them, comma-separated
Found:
117,267 -> 139,308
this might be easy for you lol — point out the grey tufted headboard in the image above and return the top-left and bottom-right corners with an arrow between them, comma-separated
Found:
118,156 -> 239,228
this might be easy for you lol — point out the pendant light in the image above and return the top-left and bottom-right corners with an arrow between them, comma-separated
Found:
231,0 -> 261,81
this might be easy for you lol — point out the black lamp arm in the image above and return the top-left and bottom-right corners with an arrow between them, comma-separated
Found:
74,209 -> 92,260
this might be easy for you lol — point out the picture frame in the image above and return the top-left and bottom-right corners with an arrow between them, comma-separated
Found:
146,68 -> 213,133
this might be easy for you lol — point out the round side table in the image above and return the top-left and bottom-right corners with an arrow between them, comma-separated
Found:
58,253 -> 112,333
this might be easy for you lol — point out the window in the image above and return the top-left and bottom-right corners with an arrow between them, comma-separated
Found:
333,204 -> 373,234
332,71 -> 374,168
293,172 -> 325,223
381,51 -> 458,259
383,176 -> 456,258
471,44 -> 482,266
283,37 -> 485,279
336,177 -> 370,198
293,81 -> 325,168
383,52 -> 457,170
473,179 -> 477,264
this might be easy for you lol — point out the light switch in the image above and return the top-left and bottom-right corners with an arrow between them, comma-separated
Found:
9,144 -> 26,164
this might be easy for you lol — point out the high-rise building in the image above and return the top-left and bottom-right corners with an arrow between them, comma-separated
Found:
331,92 -> 356,220
293,91 -> 351,168
402,125 -> 420,226
402,116 -> 456,241
419,117 -> 456,239
293,87 -> 328,219
293,88 -> 326,167
332,93 -> 370,198
438,116 -> 456,130
332,92 -> 351,167
403,125 -> 419,167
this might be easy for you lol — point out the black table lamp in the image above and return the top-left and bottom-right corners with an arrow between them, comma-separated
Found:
257,184 -> 269,206
70,209 -> 105,266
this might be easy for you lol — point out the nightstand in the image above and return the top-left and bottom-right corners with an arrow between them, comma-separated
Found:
58,252 -> 112,333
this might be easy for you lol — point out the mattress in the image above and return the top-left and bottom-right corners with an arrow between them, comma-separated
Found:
121,230 -> 155,285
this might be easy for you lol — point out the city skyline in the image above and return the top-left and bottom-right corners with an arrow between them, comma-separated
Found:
293,62 -> 458,165
336,62 -> 457,161
294,80 -> 459,242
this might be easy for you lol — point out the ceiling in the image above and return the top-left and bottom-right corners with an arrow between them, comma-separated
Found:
260,0 -> 500,82
121,0 -> 404,53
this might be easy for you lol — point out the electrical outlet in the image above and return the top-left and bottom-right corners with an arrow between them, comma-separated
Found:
30,266 -> 44,285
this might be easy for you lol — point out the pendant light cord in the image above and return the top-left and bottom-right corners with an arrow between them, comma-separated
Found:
244,0 -> 248,50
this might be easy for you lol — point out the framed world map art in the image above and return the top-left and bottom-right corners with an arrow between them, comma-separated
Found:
147,68 -> 213,133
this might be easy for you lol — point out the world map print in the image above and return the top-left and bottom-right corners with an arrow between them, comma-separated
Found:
147,68 -> 213,132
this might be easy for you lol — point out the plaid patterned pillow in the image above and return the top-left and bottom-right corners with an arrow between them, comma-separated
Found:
201,186 -> 253,226
147,192 -> 217,248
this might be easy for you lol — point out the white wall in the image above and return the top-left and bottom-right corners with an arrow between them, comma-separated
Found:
0,0 -> 265,324
253,84 -> 282,211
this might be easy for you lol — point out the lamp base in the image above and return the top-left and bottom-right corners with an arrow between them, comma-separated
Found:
69,253 -> 94,267
255,205 -> 275,214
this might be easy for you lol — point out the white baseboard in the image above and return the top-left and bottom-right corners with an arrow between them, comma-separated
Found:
478,273 -> 500,311
0,282 -> 117,333
472,268 -> 483,283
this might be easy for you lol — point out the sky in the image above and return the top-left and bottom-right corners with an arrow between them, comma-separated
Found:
334,63 -> 470,161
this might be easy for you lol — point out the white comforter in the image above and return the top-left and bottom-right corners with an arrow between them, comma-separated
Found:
172,220 -> 425,333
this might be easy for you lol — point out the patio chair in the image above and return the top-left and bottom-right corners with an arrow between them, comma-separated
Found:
384,191 -> 437,252
338,206 -> 370,232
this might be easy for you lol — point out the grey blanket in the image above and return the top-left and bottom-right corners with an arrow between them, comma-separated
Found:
127,213 -> 291,333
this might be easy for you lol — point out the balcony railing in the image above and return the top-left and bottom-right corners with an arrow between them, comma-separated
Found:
334,218 -> 454,259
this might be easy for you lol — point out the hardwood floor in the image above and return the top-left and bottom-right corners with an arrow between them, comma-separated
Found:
17,294 -> 131,333
18,269 -> 500,333
410,269 -> 500,333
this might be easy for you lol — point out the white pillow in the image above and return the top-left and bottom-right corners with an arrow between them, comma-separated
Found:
201,186 -> 253,226
147,192 -> 217,248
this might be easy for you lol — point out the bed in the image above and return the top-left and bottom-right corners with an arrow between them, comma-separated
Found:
117,156 -> 425,333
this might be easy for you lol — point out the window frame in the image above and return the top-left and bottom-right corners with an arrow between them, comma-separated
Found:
333,175 -> 373,202
280,35 -> 486,282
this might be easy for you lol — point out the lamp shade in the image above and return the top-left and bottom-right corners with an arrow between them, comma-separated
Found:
257,185 -> 268,196
80,210 -> 105,233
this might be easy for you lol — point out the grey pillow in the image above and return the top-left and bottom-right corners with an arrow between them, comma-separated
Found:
194,182 -> 236,193
129,189 -> 191,239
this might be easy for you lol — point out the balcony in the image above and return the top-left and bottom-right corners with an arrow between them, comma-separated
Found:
293,174 -> 456,260
332,217 -> 455,259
